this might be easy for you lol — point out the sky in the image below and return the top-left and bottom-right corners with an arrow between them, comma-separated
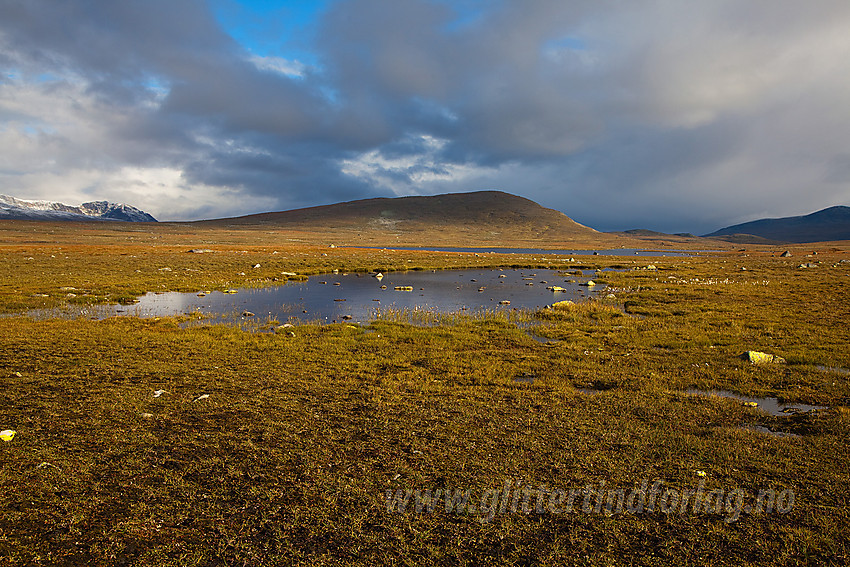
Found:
1,0 -> 849,233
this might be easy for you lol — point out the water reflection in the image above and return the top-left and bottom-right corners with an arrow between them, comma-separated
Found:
686,389 -> 825,417
106,268 -> 606,324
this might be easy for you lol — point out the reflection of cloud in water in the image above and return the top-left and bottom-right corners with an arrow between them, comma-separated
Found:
61,269 -> 607,325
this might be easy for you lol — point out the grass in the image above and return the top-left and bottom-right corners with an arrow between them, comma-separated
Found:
0,222 -> 849,565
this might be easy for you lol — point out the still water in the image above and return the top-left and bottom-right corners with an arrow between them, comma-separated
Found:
350,246 -> 694,256
114,268 -> 605,324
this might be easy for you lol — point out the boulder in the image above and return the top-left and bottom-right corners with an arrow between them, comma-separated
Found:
552,300 -> 575,309
742,351 -> 786,364
780,251 -> 792,257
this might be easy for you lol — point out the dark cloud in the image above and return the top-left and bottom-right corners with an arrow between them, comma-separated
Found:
1,0 -> 848,231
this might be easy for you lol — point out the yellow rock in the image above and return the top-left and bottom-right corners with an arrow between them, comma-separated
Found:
0,430 -> 16,442
744,351 -> 786,364
552,300 -> 575,309
742,401 -> 759,408
550,286 -> 567,292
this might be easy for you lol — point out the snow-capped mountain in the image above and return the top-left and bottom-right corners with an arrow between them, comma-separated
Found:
0,194 -> 157,222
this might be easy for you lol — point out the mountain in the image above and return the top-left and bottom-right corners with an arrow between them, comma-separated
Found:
616,229 -> 697,238
0,194 -> 157,222
703,206 -> 850,243
198,191 -> 606,246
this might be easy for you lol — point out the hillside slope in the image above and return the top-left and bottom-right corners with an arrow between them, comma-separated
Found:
197,191 -> 609,246
704,206 -> 850,243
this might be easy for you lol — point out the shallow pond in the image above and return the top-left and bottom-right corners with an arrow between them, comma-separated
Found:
108,268 -> 607,324
686,389 -> 825,417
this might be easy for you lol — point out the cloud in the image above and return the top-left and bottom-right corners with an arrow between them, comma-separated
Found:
1,0 -> 849,231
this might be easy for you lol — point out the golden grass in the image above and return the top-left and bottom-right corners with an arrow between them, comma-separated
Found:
1,221 -> 849,565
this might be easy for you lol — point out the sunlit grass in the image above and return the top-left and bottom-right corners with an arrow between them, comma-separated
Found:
1,223 -> 849,565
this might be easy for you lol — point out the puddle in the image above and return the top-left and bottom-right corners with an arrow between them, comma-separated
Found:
31,268 -> 607,325
352,246 -> 694,257
739,425 -> 799,439
815,365 -> 850,375
513,374 -> 536,383
686,389 -> 826,417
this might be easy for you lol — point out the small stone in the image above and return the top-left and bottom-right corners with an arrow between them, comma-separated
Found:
242,311 -> 255,317
742,351 -> 786,365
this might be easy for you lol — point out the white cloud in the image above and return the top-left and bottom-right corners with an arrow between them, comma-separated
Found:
2,166 -> 278,221
248,54 -> 306,78
339,135 -> 495,195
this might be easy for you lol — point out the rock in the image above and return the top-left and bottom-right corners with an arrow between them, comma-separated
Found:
499,300 -> 511,305
242,311 -> 255,317
342,315 -> 352,320
646,265 -> 657,270
187,249 -> 213,253
581,280 -> 596,286
193,394 -> 210,402
375,272 -> 384,279
0,430 -> 15,442
606,293 -> 616,299
549,286 -> 567,292
798,263 -> 818,268
780,251 -> 792,257
552,300 -> 575,309
499,274 -> 507,278
742,351 -> 786,365
253,264 -> 261,269
153,389 -> 167,398
224,289 -> 238,294
742,401 -> 758,407
140,413 -> 154,419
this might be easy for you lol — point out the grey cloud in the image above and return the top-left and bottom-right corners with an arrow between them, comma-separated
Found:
0,0 -> 848,229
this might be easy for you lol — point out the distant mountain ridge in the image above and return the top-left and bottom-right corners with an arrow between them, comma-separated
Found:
0,194 -> 157,222
198,191 -> 606,246
704,206 -> 850,243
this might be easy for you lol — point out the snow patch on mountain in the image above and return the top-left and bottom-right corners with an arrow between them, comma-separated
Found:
0,194 -> 157,222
